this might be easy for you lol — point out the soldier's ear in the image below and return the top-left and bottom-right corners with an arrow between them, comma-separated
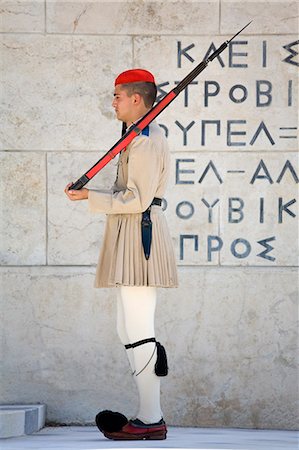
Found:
132,92 -> 142,105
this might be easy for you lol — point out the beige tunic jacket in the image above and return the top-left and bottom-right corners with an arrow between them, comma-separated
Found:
88,121 -> 178,288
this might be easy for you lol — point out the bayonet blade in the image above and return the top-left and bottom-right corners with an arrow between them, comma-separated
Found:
228,21 -> 252,43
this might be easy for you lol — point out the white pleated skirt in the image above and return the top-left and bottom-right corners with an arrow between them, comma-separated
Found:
94,206 -> 178,288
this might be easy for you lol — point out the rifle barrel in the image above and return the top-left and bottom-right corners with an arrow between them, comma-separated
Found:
69,22 -> 252,190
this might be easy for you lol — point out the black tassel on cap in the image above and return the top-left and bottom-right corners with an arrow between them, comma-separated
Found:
155,342 -> 168,376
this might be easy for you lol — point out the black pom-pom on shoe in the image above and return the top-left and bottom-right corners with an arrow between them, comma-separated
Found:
95,410 -> 128,433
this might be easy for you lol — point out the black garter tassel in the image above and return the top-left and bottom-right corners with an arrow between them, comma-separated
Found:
155,342 -> 168,376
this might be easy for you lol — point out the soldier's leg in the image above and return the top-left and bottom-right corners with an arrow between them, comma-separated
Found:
116,288 -> 135,374
120,285 -> 162,424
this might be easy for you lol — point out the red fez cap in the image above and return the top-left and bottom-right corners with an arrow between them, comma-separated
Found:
115,69 -> 155,86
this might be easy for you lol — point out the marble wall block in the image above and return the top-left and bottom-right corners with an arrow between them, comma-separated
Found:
166,152 -> 298,266
221,1 -> 299,35
46,0 -> 219,35
134,35 -> 298,151
158,266 -> 298,429
1,34 -> 131,151
47,151 -> 117,266
0,266 -> 137,423
0,152 -> 46,265
0,0 -> 45,33
1,266 -> 298,428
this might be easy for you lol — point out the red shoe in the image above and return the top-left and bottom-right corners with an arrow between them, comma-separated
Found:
104,418 -> 167,440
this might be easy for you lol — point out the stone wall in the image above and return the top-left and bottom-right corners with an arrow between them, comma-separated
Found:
1,0 -> 298,429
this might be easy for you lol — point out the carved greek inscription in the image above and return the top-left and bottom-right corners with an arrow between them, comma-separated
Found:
162,37 -> 297,265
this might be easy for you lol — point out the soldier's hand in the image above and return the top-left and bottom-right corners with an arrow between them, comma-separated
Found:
64,183 -> 89,201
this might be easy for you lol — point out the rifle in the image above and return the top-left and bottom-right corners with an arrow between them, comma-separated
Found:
69,21 -> 252,191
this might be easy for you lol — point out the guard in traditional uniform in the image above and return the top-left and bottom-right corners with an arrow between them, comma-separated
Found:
65,68 -> 178,440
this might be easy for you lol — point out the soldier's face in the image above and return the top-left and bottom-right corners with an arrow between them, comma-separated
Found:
112,85 -> 134,123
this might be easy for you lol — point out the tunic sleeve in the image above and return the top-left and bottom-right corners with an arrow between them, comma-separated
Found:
88,135 -> 161,214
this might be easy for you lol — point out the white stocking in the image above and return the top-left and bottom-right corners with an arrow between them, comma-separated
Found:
116,286 -> 162,424
116,289 -> 135,374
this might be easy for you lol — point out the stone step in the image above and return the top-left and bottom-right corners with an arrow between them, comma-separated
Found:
0,404 -> 46,438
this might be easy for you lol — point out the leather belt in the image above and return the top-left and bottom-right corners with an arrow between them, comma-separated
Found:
141,197 -> 162,260
151,197 -> 162,207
